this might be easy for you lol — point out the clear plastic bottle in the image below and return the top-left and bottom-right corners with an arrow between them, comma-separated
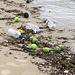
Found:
26,23 -> 41,33
46,19 -> 56,30
8,29 -> 21,38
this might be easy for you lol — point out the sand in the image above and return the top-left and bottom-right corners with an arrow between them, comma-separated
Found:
0,52 -> 46,75
0,0 -> 46,75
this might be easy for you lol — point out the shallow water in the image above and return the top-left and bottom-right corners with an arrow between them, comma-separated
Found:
33,0 -> 75,29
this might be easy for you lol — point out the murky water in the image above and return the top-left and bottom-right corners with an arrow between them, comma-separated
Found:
33,0 -> 75,29
33,0 -> 75,53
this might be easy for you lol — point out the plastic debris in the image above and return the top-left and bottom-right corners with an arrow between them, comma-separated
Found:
26,23 -> 41,33
8,29 -> 21,38
46,19 -> 56,30
64,70 -> 69,73
18,29 -> 23,33
19,35 -> 22,38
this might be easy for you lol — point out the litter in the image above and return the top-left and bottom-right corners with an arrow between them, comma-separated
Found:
26,23 -> 41,33
8,29 -> 21,38
46,19 -> 56,30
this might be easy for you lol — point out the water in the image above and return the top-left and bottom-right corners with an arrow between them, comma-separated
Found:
33,0 -> 75,29
32,0 -> 75,53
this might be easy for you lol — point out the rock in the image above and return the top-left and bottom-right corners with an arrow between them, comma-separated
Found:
24,12 -> 29,18
26,0 -> 31,3
9,52 -> 12,54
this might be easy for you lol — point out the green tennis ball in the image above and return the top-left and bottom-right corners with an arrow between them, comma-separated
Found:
58,45 -> 64,50
30,36 -> 34,41
31,44 -> 37,50
49,10 -> 51,13
35,39 -> 38,44
54,46 -> 61,52
14,17 -> 19,22
43,47 -> 50,53
32,38 -> 36,43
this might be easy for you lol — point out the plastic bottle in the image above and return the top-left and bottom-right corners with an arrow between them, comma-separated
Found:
8,29 -> 21,38
26,23 -> 41,33
46,19 -> 56,30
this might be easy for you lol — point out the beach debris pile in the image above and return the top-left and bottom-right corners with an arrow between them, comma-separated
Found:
1,19 -> 75,74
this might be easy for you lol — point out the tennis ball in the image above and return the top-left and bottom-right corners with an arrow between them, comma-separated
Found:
35,39 -> 38,44
14,17 -> 19,22
31,44 -> 37,50
18,29 -> 22,33
58,45 -> 64,50
54,46 -> 61,52
30,36 -> 34,41
32,38 -> 36,43
24,12 -> 29,18
43,47 -> 50,53
49,10 -> 51,13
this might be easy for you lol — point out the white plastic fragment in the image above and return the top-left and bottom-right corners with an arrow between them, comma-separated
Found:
64,70 -> 69,73
66,58 -> 70,60
46,19 -> 56,30
8,29 -> 21,38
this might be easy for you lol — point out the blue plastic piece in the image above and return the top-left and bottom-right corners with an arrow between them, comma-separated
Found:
39,30 -> 42,32
19,35 -> 22,38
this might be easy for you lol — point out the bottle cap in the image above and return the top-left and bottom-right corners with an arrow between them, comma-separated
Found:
18,29 -> 22,33
19,35 -> 22,38
39,30 -> 42,32
24,12 -> 29,18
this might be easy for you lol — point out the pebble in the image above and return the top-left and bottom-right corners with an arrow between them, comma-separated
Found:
48,42 -> 53,45
39,65 -> 43,67
41,62 -> 45,65
9,52 -> 12,54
